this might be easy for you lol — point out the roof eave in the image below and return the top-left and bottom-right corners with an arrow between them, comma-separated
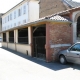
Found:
0,19 -> 71,33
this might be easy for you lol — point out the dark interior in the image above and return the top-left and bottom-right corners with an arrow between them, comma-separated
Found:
77,16 -> 80,37
18,28 -> 28,44
33,24 -> 46,59
3,33 -> 6,42
9,31 -> 14,43
33,24 -> 46,37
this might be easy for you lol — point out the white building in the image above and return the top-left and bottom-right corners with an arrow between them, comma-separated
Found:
2,0 -> 39,31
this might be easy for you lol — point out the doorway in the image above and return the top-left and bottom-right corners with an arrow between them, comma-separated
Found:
33,24 -> 46,60
77,16 -> 80,38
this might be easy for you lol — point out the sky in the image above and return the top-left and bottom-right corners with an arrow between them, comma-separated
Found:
73,0 -> 80,2
0,0 -> 22,13
0,0 -> 80,13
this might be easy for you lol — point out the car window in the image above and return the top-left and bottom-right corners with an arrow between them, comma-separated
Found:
70,43 -> 80,51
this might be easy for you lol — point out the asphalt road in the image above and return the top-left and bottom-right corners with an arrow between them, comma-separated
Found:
0,43 -> 80,80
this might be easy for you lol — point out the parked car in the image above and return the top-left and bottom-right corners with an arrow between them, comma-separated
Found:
0,37 -> 2,42
58,42 -> 80,64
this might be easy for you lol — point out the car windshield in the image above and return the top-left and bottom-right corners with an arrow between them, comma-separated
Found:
68,43 -> 80,51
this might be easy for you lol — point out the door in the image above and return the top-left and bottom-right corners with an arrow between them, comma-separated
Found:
33,36 -> 46,59
66,43 -> 80,64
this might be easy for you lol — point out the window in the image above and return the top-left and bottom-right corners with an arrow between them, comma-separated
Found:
5,26 -> 6,30
6,17 -> 7,23
3,33 -> 6,42
70,44 -> 80,51
7,26 -> 9,29
8,15 -> 9,21
9,31 -> 14,43
10,14 -> 12,20
14,11 -> 16,19
6,16 -> 8,22
2,19 -> 4,24
8,25 -> 9,29
5,17 -> 6,23
18,28 -> 28,44
3,27 -> 4,31
18,22 -> 21,25
14,23 -> 16,27
8,26 -> 10,28
11,24 -> 12,28
23,5 -> 26,14
23,19 -> 26,23
18,9 -> 21,16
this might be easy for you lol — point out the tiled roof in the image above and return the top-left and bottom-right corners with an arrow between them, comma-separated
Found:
45,15 -> 71,22
63,0 -> 80,7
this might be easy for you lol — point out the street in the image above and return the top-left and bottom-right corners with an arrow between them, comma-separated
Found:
0,44 -> 80,80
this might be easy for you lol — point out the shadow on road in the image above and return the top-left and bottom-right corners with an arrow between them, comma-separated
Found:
1,47 -> 80,71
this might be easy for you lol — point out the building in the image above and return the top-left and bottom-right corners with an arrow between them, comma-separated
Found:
1,0 -> 80,62
2,0 -> 39,31
39,0 -> 80,18
0,13 -> 3,37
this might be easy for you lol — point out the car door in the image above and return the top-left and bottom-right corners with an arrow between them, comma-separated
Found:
66,43 -> 80,64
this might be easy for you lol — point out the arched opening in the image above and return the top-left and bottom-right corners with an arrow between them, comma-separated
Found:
77,16 -> 80,38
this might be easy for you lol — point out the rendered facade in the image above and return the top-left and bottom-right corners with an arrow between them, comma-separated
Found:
0,14 -> 3,37
2,0 -> 39,31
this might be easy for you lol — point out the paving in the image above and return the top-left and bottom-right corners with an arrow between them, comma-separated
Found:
0,44 -> 80,80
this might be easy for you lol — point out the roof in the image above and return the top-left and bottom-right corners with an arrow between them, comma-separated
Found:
35,15 -> 71,23
43,5 -> 80,19
47,15 -> 71,22
63,0 -> 80,8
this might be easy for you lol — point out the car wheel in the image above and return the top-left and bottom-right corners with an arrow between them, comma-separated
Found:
59,55 -> 66,64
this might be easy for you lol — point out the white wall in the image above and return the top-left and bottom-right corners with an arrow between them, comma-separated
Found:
8,43 -> 15,50
29,1 -> 39,22
2,42 -> 7,48
2,2 -> 28,31
16,44 -> 31,56
2,0 -> 39,31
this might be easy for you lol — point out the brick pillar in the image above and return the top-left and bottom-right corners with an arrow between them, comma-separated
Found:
69,12 -> 74,44
28,26 -> 33,56
46,23 -> 52,62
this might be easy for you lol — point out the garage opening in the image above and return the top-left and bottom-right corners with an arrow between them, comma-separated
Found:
9,31 -> 14,43
18,28 -> 28,44
33,24 -> 46,60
